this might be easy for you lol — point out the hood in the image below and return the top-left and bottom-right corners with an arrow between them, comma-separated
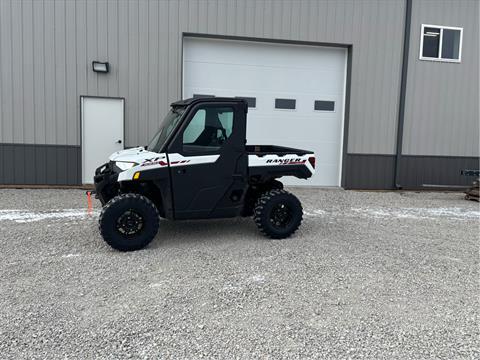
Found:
108,147 -> 165,164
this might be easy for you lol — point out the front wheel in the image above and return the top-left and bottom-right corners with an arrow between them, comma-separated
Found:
99,193 -> 159,251
253,189 -> 303,239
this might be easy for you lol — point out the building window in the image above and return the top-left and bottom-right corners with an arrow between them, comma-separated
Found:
275,98 -> 296,110
420,24 -> 463,62
314,100 -> 335,111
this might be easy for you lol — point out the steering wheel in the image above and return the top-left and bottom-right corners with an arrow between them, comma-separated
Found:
210,128 -> 227,146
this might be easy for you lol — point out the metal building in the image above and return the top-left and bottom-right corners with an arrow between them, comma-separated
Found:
0,0 -> 478,188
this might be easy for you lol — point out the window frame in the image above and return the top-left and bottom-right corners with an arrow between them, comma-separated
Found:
419,24 -> 463,63
179,104 -> 236,155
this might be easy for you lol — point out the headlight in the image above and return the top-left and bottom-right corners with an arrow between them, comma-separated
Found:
115,161 -> 137,171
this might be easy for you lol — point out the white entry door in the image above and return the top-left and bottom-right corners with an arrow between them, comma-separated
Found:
81,97 -> 124,184
183,37 -> 347,186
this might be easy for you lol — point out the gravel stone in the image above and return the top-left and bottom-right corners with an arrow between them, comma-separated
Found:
0,188 -> 478,359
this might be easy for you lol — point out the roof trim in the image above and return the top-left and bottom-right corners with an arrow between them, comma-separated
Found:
171,97 -> 247,107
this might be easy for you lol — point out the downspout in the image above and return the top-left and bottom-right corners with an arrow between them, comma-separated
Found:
394,0 -> 412,189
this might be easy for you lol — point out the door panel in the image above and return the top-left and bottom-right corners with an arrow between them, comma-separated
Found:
169,152 -> 244,218
183,37 -> 347,186
81,97 -> 124,184
168,103 -> 247,219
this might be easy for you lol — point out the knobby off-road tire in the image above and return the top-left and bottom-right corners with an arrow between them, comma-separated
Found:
253,189 -> 303,239
243,180 -> 284,217
99,193 -> 160,251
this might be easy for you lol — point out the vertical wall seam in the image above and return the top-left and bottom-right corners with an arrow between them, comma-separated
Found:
394,0 -> 412,188
31,0 -> 36,147
136,0 -> 140,145
157,0 -> 161,119
127,0 -> 130,145
74,0 -> 78,146
20,0 -> 25,145
177,0 -> 181,99
53,1 -> 57,145
42,0 -> 46,144
0,2 -> 3,144
142,1 -> 151,137
167,0 -> 170,108
117,0 -> 120,95
53,0 -> 58,181
341,46 -> 353,188
106,0 -> 109,97
64,1 -> 68,148
30,0 -> 37,182
73,1 -> 78,182
216,0 -> 219,34
198,0 -> 201,34
95,0 -> 99,93
261,0 -> 265,37
84,0 -> 87,144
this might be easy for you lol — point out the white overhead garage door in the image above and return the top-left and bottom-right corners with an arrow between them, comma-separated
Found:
183,37 -> 347,186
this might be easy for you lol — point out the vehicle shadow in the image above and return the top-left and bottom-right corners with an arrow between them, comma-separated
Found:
148,216 -> 260,248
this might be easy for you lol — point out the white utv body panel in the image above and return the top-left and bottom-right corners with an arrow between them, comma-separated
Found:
112,148 -> 221,182
248,153 -> 315,176
111,148 -> 314,182
109,147 -> 160,163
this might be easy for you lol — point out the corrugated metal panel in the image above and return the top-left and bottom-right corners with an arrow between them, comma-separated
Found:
11,0 -> 24,144
44,0 -> 57,145
403,0 -> 479,156
398,155 -> 480,188
0,0 -> 405,154
0,0 -> 14,144
345,153 -> 480,189
343,154 -> 396,189
0,144 -> 81,185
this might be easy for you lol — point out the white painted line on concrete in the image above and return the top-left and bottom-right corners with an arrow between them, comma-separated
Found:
0,209 -> 99,223
304,207 -> 480,220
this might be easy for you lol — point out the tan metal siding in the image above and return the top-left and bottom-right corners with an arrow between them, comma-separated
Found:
403,0 -> 479,156
0,0 -> 405,153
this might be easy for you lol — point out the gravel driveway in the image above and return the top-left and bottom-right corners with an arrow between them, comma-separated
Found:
0,188 -> 478,359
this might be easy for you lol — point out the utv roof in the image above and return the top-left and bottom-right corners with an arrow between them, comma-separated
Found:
171,97 -> 247,107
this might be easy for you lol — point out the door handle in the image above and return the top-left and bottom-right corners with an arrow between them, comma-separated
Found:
176,169 -> 186,174
116,140 -> 122,144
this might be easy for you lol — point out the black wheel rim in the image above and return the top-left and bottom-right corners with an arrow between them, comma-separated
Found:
269,203 -> 293,229
116,210 -> 144,236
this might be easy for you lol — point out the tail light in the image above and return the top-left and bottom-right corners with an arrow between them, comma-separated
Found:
308,156 -> 315,168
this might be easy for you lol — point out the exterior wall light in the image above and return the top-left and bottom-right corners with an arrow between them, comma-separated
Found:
92,61 -> 110,73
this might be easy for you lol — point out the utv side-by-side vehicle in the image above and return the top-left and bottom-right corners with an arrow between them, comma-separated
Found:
94,97 -> 315,251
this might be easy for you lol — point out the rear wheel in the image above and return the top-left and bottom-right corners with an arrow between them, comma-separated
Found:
242,180 -> 284,217
99,193 -> 159,251
253,189 -> 303,239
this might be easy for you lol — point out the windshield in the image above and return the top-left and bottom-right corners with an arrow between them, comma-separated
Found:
147,107 -> 185,153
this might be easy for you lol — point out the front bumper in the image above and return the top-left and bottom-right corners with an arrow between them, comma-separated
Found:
94,162 -> 120,205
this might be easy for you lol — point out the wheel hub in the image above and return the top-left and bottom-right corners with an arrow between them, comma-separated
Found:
116,210 -> 144,236
270,203 -> 293,228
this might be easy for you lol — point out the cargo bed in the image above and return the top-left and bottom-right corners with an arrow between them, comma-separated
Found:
246,145 -> 311,156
